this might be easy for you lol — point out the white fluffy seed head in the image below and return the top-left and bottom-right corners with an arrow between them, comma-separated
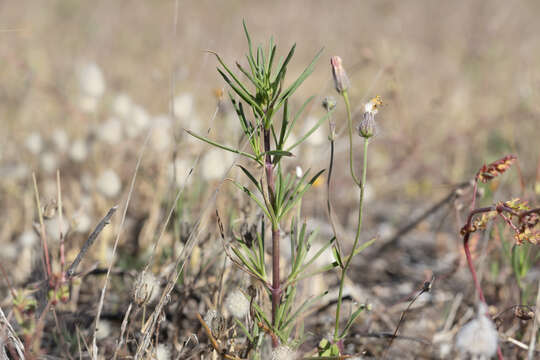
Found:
271,346 -> 297,360
52,129 -> 69,152
77,62 -> 105,98
44,216 -> 70,242
133,271 -> 160,305
40,152 -> 58,174
98,118 -> 123,145
155,344 -> 171,360
201,148 -> 233,181
69,139 -> 88,162
113,93 -> 133,119
96,169 -> 122,198
173,93 -> 194,119
95,320 -> 112,340
225,289 -> 250,318
455,303 -> 498,358
25,132 -> 43,154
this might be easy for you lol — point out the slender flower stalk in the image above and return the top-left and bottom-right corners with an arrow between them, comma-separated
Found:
330,55 -> 383,348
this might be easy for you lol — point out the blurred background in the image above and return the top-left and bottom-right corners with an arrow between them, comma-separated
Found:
1,0 -> 539,358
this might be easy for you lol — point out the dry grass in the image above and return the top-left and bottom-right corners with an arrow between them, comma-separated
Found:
0,1 -> 539,359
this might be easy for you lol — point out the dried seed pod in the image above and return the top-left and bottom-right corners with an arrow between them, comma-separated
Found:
476,155 -> 517,183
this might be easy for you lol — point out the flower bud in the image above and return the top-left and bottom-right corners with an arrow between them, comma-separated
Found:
330,56 -> 350,94
358,112 -> 376,138
322,96 -> 337,111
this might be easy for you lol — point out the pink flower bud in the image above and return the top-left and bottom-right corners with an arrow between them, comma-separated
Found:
330,56 -> 350,94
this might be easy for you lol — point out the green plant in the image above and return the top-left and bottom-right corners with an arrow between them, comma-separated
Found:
189,21 -> 335,351
322,56 -> 381,354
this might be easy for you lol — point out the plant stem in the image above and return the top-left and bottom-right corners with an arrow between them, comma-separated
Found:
343,91 -> 361,187
264,127 -> 280,348
334,138 -> 370,341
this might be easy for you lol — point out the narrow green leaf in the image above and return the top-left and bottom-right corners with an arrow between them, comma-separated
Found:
351,237 -> 378,257
284,96 -> 314,143
339,304 -> 368,339
276,47 -> 324,111
234,318 -> 253,342
237,165 -> 262,193
282,291 -> 328,330
185,129 -> 260,164
230,180 -> 272,220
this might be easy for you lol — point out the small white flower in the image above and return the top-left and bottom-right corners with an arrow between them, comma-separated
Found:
98,117 -> 123,145
295,166 -> 303,178
52,129 -> 69,152
364,96 -> 383,115
25,132 -> 43,154
271,346 -> 296,360
40,152 -> 58,174
69,138 -> 88,162
113,93 -> 132,119
155,344 -> 171,360
96,169 -> 122,198
456,303 -> 498,358
173,93 -> 194,119
225,289 -> 250,318
77,62 -> 105,98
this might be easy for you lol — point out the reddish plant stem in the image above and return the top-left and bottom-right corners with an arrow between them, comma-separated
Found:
462,206 -> 492,304
263,127 -> 280,348
463,231 -> 486,303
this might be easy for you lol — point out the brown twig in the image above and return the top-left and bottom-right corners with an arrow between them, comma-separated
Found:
66,206 -> 118,278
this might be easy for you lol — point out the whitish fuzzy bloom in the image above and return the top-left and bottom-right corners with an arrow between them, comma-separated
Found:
295,166 -> 303,178
154,344 -> 171,360
126,104 -> 150,138
271,346 -> 297,360
77,62 -> 105,98
96,169 -> 122,198
40,152 -> 58,174
330,56 -> 350,94
78,94 -> 99,113
167,158 -> 192,186
359,96 -> 383,139
19,230 -> 38,247
113,93 -> 133,118
95,320 -> 111,340
150,115 -> 172,151
364,96 -> 383,115
133,271 -> 160,305
73,212 -> 92,233
455,303 -> 498,358
44,216 -> 70,242
98,117 -> 123,145
52,129 -> 69,152
225,289 -> 250,318
201,148 -> 233,181
25,132 -> 43,154
173,93 -> 194,119
69,138 -> 88,162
